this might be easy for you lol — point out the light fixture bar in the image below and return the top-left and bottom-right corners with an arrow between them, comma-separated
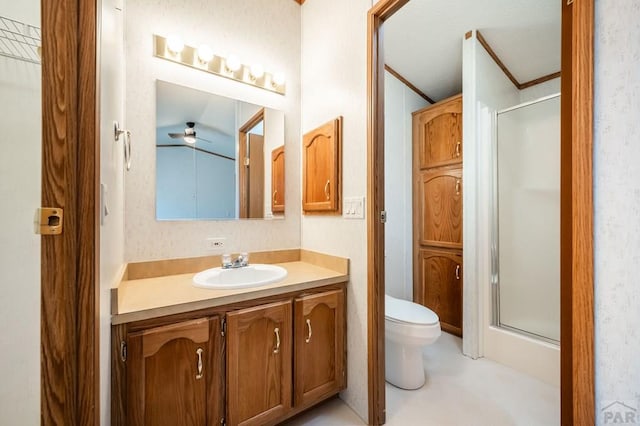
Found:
153,34 -> 285,96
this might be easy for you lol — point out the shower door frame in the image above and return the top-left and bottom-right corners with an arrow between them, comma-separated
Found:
366,1 -> 594,425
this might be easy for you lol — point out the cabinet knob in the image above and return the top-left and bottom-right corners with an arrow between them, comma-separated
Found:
305,319 -> 313,344
324,180 -> 331,200
195,348 -> 204,380
273,327 -> 281,354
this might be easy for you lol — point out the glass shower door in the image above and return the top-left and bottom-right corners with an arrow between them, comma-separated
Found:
0,6 -> 42,424
495,95 -> 561,343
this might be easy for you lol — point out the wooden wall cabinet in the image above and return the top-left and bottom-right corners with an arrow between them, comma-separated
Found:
413,94 -> 463,337
226,301 -> 292,426
271,146 -> 285,214
416,249 -> 463,336
113,285 -> 346,426
302,117 -> 342,214
125,317 -> 222,426
418,167 -> 463,250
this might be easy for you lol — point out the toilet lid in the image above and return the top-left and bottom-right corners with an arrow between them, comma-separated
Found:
385,295 -> 439,325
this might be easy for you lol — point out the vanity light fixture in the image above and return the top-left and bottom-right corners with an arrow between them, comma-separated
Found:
153,34 -> 285,95
197,44 -> 214,64
166,35 -> 184,55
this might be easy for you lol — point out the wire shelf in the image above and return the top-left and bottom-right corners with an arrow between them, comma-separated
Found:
0,15 -> 41,64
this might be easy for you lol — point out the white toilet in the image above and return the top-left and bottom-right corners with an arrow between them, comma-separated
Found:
385,294 -> 441,390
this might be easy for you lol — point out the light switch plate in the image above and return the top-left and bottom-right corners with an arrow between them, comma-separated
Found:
343,196 -> 365,219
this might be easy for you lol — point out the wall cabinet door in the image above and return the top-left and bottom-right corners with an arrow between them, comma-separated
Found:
414,94 -> 462,170
271,145 -> 285,213
294,289 -> 346,407
125,317 -> 220,426
418,167 -> 463,249
416,249 -> 463,336
302,117 -> 341,213
226,300 -> 292,426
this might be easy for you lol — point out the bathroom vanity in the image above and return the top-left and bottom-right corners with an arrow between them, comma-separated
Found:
111,250 -> 348,426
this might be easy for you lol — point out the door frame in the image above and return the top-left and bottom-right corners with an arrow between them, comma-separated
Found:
41,0 -> 99,423
238,108 -> 265,218
366,0 -> 594,425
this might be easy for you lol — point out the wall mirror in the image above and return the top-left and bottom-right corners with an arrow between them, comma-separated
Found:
155,80 -> 285,220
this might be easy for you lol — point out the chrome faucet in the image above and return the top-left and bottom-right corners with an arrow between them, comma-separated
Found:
221,252 -> 249,269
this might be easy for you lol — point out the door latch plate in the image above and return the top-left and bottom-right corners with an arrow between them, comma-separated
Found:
36,207 -> 63,235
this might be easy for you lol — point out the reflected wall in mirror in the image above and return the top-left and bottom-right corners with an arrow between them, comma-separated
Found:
156,80 -> 285,220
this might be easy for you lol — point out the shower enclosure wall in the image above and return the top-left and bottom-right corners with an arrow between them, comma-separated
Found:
493,94 -> 561,344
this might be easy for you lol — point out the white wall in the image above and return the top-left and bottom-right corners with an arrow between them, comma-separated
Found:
0,8 -> 41,424
124,0 -> 301,261
384,71 -> 429,300
463,31 -> 560,386
594,0 -> 640,422
99,0 -> 126,424
301,0 -> 372,420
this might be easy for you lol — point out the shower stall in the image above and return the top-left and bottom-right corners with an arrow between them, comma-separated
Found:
492,94 -> 561,344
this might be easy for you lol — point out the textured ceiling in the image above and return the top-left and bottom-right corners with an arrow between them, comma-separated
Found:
383,0 -> 561,102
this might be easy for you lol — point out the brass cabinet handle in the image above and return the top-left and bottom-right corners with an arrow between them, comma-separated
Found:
195,348 -> 204,379
455,264 -> 461,280
324,180 -> 330,200
305,319 -> 312,344
273,327 -> 280,354
273,189 -> 278,204
455,140 -> 461,157
455,179 -> 461,195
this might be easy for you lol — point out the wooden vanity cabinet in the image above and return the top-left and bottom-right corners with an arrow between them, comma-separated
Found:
302,117 -> 342,214
113,284 -> 346,426
294,290 -> 346,407
125,317 -> 222,426
226,300 -> 292,426
271,146 -> 285,213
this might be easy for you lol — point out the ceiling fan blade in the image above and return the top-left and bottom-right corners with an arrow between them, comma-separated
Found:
196,136 -> 214,144
168,132 -> 184,139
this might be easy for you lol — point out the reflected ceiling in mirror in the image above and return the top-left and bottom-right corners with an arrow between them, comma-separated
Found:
156,80 -> 285,221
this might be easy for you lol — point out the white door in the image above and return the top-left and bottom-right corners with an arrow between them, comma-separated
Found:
0,3 -> 41,424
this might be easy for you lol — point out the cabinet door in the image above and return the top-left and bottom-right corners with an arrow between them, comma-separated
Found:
302,117 -> 341,213
418,167 -> 463,249
126,317 -> 220,426
294,289 -> 346,407
414,94 -> 462,170
226,300 -> 292,426
417,249 -> 463,336
271,145 -> 285,213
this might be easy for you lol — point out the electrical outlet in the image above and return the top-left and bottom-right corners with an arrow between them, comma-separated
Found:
205,237 -> 226,251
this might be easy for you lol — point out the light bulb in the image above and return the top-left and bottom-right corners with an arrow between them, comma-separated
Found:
166,35 -> 184,54
226,55 -> 241,72
184,135 -> 196,144
250,64 -> 264,80
272,72 -> 286,86
197,44 -> 214,63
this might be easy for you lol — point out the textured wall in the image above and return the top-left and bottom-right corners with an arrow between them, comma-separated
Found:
594,1 -> 640,423
0,9 -> 41,424
300,0 -> 372,421
384,71 -> 429,300
124,0 -> 301,261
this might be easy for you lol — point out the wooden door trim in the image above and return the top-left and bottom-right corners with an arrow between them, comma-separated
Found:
41,0 -> 99,424
238,108 -> 265,218
366,1 -> 410,424
367,1 -> 594,426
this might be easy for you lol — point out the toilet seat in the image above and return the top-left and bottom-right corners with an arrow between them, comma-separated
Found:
385,295 -> 439,326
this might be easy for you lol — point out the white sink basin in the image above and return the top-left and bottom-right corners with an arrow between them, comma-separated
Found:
192,264 -> 288,289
